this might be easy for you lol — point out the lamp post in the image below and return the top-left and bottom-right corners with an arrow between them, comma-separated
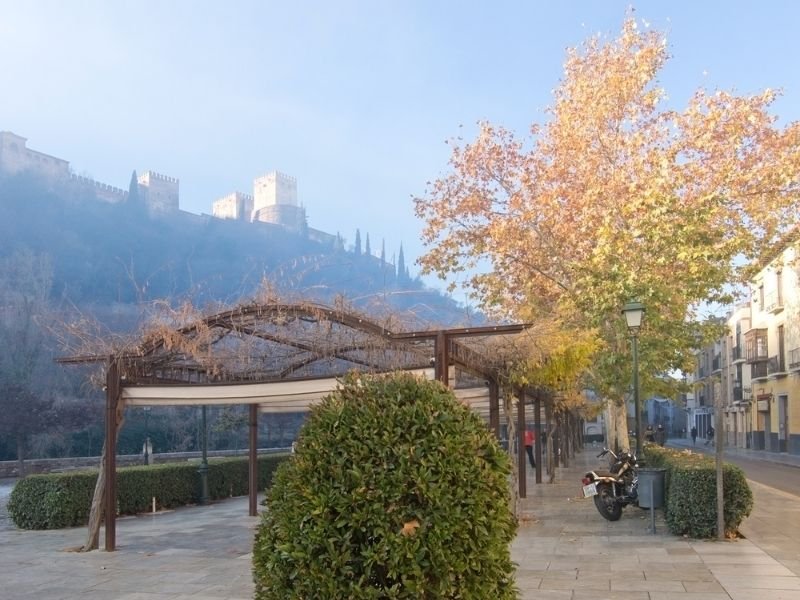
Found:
622,301 -> 645,457
143,406 -> 151,466
198,405 -> 209,505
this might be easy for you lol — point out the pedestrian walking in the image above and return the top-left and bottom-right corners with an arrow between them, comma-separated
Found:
691,426 -> 697,446
705,426 -> 715,446
524,429 -> 536,469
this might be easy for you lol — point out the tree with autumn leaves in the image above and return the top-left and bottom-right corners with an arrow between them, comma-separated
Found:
416,18 -> 800,451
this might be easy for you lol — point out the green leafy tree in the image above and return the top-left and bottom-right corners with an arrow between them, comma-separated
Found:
415,17 -> 800,450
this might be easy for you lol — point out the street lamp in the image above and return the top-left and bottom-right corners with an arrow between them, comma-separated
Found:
198,405 -> 209,505
622,301 -> 646,457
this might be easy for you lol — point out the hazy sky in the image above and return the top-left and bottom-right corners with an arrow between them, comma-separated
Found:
2,1 -> 799,292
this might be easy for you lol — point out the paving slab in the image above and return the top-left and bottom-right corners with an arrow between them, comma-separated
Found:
1,448 -> 799,598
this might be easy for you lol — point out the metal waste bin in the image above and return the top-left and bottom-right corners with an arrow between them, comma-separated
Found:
638,468 -> 666,508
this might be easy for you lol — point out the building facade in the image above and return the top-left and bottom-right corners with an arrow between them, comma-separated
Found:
745,242 -> 800,453
691,241 -> 800,455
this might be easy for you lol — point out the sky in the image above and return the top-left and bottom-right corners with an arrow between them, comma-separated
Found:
2,1 -> 800,294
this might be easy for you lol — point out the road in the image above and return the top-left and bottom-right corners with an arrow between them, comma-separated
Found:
671,442 -> 800,497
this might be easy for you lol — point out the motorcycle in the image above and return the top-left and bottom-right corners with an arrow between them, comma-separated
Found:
581,448 -> 639,521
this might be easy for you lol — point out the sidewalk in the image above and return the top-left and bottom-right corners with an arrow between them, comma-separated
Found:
512,449 -> 800,599
667,436 -> 800,469
1,451 -> 799,599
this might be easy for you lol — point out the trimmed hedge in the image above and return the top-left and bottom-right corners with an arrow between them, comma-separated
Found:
7,454 -> 288,530
253,372 -> 517,600
644,445 -> 753,538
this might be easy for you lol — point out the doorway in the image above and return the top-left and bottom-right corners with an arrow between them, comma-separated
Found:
778,394 -> 788,453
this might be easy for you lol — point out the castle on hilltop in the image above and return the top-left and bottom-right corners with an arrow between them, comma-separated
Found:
0,130 -> 312,231
212,171 -> 306,230
0,131 -> 180,214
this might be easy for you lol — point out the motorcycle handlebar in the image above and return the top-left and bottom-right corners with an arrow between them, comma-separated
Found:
596,449 -> 609,458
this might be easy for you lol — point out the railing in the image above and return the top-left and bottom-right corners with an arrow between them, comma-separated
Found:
733,383 -> 743,402
768,355 -> 786,376
712,354 -> 721,372
789,347 -> 800,370
751,361 -> 769,380
763,290 -> 784,314
732,345 -> 743,361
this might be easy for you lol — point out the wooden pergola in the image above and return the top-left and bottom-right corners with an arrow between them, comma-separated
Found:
61,302 -> 531,551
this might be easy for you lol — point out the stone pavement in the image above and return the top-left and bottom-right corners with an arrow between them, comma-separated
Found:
1,450 -> 799,599
513,449 -> 800,599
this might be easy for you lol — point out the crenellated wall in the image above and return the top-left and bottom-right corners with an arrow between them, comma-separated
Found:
69,174 -> 129,203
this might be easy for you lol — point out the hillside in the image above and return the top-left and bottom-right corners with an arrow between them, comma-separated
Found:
0,171 -> 473,325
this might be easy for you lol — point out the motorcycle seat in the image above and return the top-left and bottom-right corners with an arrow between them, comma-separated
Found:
592,471 -> 617,478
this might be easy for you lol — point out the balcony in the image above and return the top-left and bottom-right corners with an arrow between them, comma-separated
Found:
763,290 -> 784,314
789,347 -> 800,371
731,345 -> 745,363
751,361 -> 769,380
712,354 -> 721,373
768,355 -> 787,378
744,329 -> 769,363
732,382 -> 743,402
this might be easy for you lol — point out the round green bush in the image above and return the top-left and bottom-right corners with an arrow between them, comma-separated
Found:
253,372 -> 517,599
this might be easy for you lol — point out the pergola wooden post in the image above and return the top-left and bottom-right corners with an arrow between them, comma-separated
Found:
517,389 -> 527,498
104,359 -> 120,552
488,379 -> 500,438
534,391 -> 543,484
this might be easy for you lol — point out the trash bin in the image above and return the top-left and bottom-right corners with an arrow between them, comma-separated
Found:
637,468 -> 666,508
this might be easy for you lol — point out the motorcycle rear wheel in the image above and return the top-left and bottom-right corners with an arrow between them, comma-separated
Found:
593,483 -> 622,521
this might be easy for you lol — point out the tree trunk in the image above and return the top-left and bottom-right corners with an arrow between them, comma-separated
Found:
502,387 -> 519,519
81,397 -> 124,552
81,442 -> 106,552
607,400 -> 630,453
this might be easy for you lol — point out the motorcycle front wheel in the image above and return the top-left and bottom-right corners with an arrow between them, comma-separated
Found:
593,483 -> 623,521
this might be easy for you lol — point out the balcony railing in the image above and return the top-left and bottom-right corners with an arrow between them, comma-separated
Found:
751,361 -> 769,380
768,355 -> 787,376
763,290 -> 784,314
789,347 -> 800,370
712,354 -> 721,372
733,383 -> 743,402
732,345 -> 744,361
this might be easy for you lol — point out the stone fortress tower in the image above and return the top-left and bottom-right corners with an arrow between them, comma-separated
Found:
212,171 -> 306,231
211,191 -> 254,221
137,171 -> 179,214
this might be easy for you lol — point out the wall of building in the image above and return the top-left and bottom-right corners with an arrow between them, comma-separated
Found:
254,171 -> 298,210
252,203 -> 305,230
0,131 -> 70,180
212,191 -> 254,220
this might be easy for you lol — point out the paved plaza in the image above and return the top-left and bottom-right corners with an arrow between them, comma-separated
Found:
1,450 -> 799,599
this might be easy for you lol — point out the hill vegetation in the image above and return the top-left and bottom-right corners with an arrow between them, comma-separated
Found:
0,171 -> 476,466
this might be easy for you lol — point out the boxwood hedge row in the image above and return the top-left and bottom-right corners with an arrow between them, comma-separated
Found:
644,445 -> 753,538
7,454 -> 288,530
